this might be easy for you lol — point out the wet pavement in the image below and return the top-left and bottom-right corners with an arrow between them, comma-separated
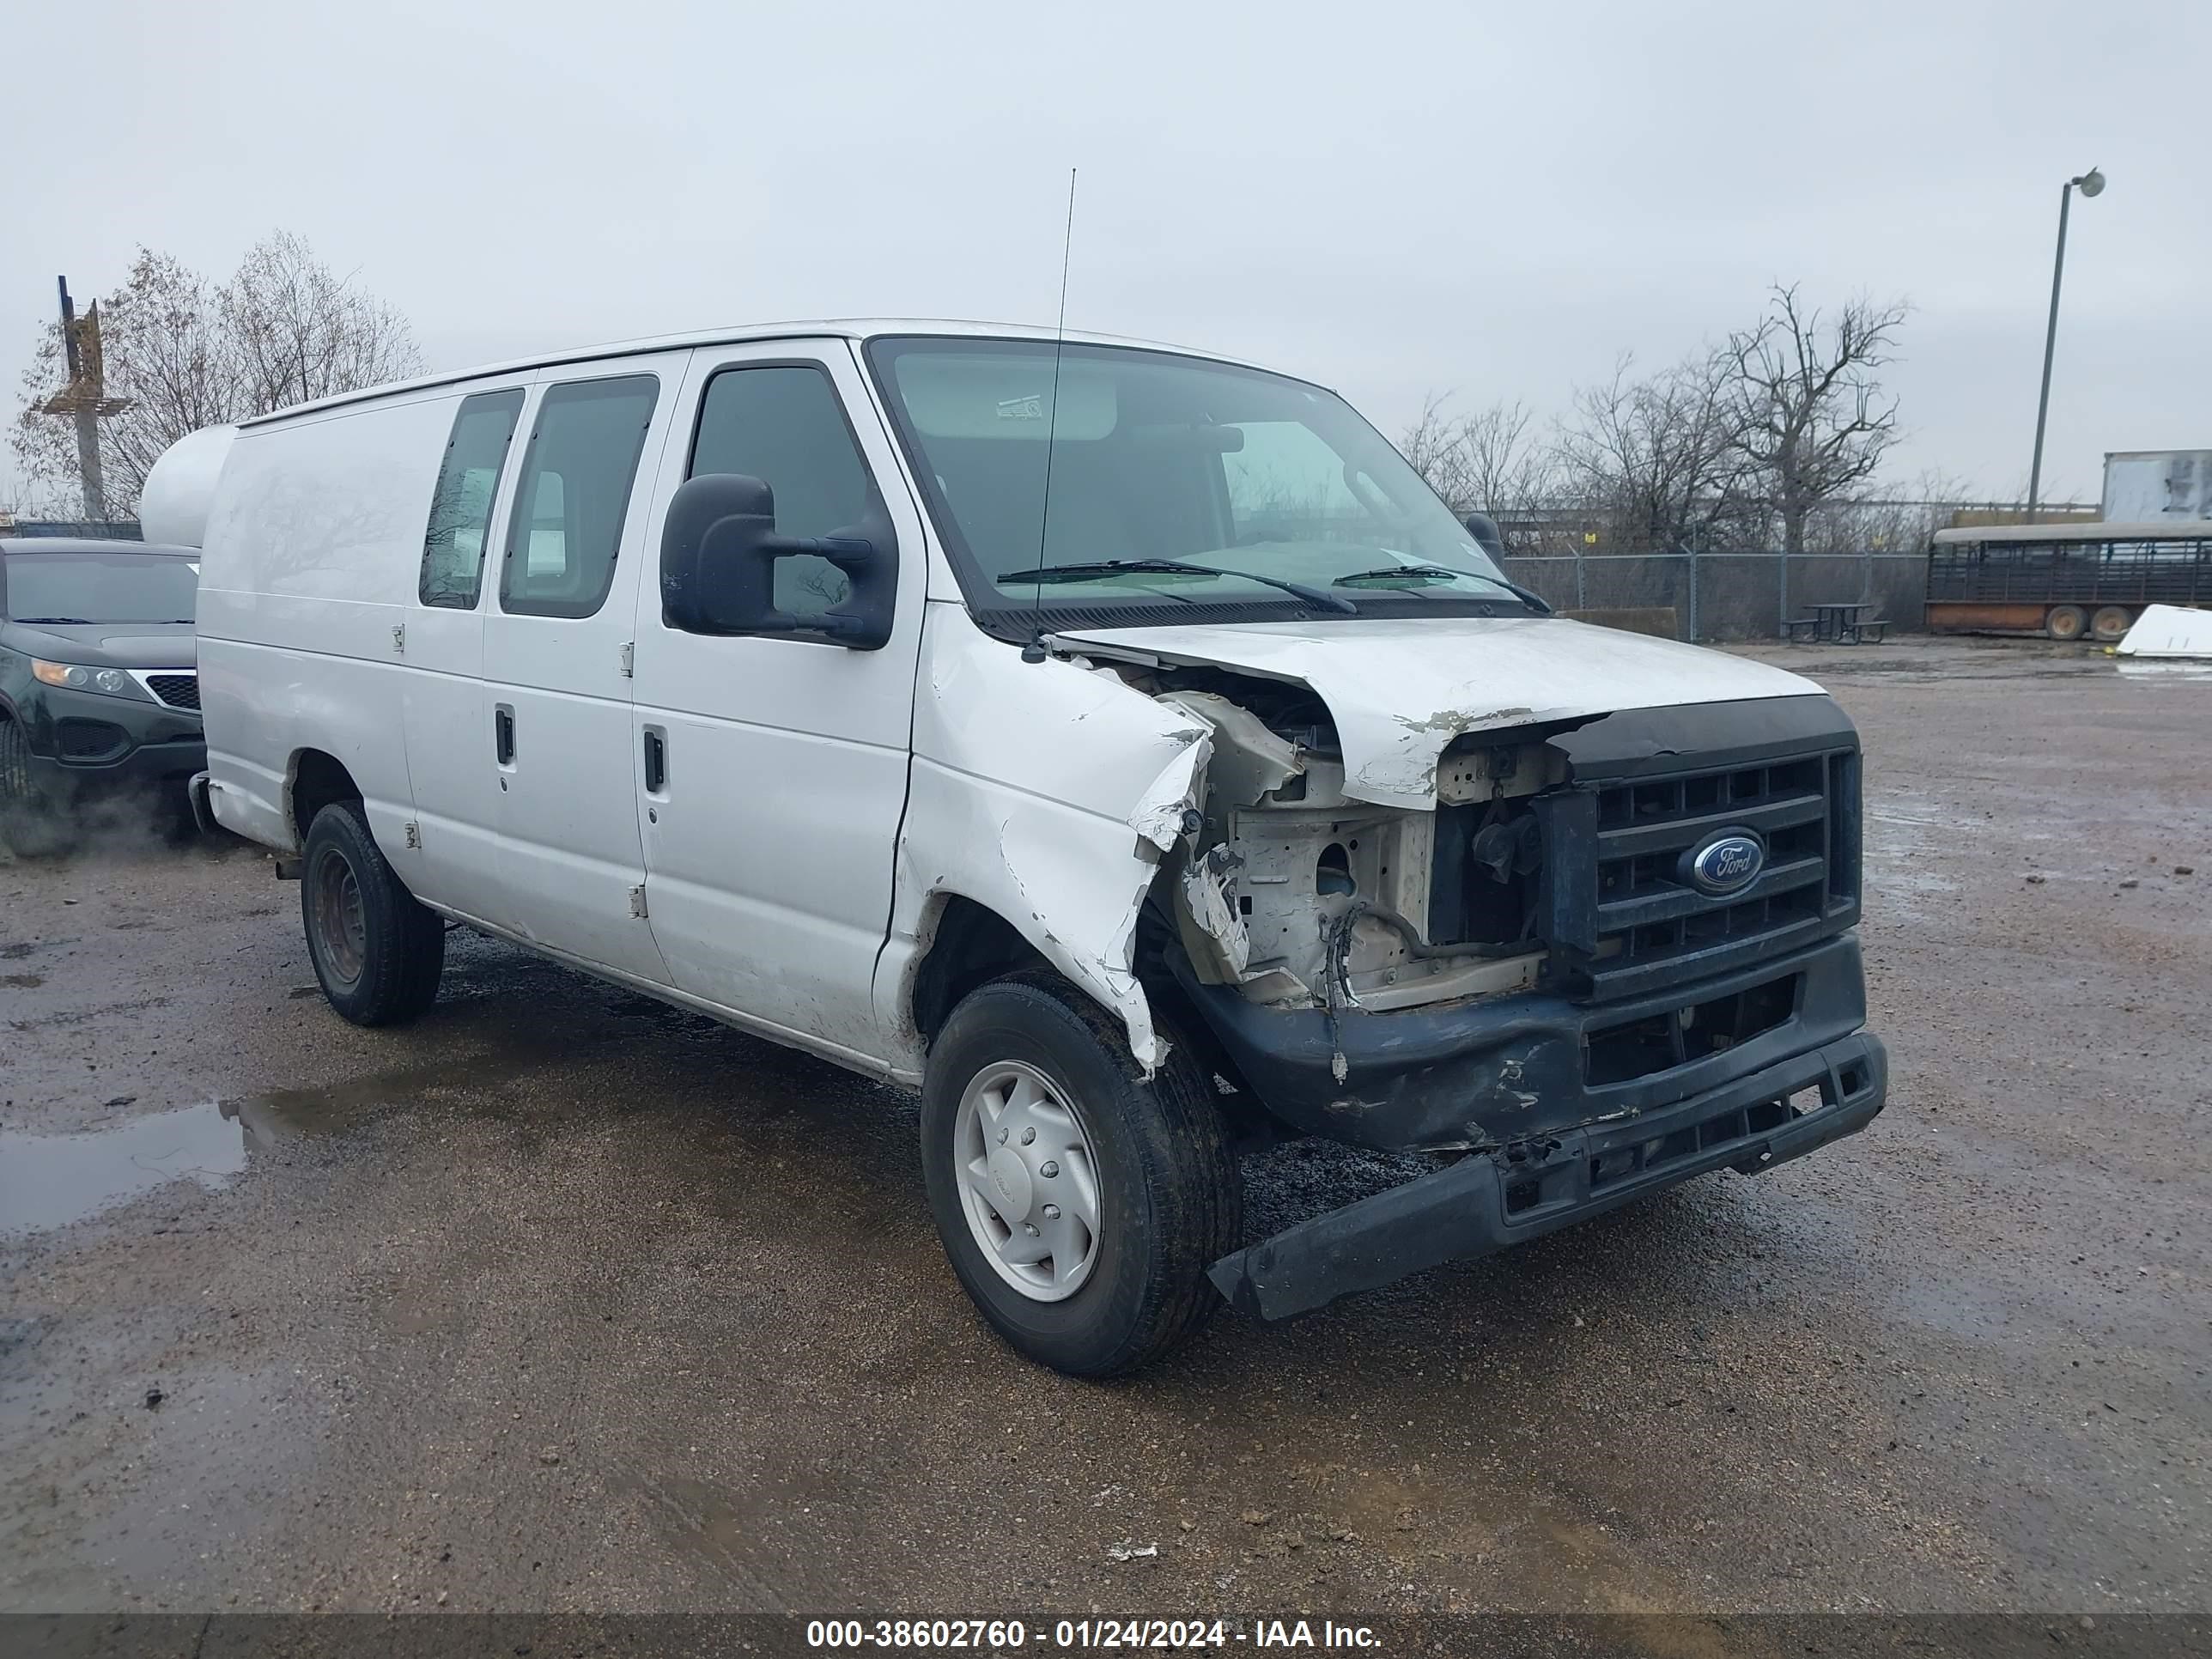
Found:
1,636 -> 2207,1631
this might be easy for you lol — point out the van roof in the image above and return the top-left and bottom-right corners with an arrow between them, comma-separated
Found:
0,536 -> 198,558
238,319 -> 1277,429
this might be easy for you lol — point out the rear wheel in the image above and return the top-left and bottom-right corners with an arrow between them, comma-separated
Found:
2045,604 -> 2089,641
2090,605 -> 2133,644
301,800 -> 444,1025
0,719 -> 69,859
920,970 -> 1242,1376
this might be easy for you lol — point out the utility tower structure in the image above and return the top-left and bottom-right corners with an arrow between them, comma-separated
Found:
38,276 -> 131,521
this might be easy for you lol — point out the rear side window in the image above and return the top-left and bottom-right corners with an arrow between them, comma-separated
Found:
499,374 -> 659,618
419,389 -> 524,608
688,364 -> 874,619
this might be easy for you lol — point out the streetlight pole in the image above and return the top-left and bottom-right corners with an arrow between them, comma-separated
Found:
2026,166 -> 2105,522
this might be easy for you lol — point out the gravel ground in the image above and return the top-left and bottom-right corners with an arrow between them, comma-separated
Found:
2,635 -> 2206,1640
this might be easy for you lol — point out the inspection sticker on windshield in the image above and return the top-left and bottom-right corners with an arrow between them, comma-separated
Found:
996,393 -> 1046,421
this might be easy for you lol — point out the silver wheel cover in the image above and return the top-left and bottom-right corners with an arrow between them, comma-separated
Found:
951,1059 -> 1103,1302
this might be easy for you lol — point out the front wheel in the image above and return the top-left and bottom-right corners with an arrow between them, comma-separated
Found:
0,719 -> 69,859
920,971 -> 1242,1376
301,800 -> 445,1025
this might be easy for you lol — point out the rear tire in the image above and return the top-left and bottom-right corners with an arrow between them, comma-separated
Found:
0,719 -> 69,859
2045,604 -> 2088,641
920,970 -> 1242,1376
2090,605 -> 2132,644
301,800 -> 444,1025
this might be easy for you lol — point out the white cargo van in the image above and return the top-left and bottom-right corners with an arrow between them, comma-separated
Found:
156,321 -> 1887,1374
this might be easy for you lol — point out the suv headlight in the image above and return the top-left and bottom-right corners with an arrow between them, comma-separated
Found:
31,659 -> 152,702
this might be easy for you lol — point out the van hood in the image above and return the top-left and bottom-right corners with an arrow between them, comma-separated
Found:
3,620 -> 198,670
1052,615 -> 1826,809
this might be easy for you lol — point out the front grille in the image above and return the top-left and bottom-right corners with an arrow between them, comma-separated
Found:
1583,971 -> 1800,1085
1570,745 -> 1859,1001
146,672 -> 200,710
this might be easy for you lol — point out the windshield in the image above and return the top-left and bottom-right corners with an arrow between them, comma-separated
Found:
865,337 -> 1516,624
3,553 -> 199,624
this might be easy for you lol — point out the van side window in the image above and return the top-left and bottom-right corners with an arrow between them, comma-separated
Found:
419,389 -> 524,608
499,374 -> 659,619
689,365 -> 873,619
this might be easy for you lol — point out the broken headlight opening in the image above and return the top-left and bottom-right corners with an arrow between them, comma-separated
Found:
1154,678 -> 1562,1049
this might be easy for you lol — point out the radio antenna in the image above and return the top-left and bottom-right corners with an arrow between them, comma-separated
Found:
1021,167 -> 1078,665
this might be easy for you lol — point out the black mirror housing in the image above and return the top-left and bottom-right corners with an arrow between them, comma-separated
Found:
659,472 -> 898,650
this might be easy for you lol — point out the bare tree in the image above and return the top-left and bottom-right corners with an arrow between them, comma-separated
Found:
10,234 -> 421,517
1723,284 -> 1908,554
1555,350 -> 1755,552
217,232 -> 422,414
1796,467 -> 1972,554
1400,394 -> 1556,529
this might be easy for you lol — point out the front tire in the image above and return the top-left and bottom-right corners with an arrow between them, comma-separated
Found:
0,719 -> 69,859
920,970 -> 1242,1376
301,800 -> 444,1025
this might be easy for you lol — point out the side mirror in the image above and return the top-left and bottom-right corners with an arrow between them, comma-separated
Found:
659,471 -> 898,650
1462,511 -> 1505,560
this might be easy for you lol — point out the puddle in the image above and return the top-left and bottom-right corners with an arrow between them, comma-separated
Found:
0,1091 -> 361,1236
2116,659 -> 2212,684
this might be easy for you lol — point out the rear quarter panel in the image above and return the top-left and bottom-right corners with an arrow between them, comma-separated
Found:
198,395 -> 451,854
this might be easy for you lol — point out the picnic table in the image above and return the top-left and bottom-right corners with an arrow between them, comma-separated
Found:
1785,600 -> 1889,645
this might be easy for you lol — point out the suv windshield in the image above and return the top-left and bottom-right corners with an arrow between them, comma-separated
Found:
865,337 -> 1519,627
3,553 -> 199,625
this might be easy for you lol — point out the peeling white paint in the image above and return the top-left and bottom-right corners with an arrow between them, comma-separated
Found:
1127,736 -> 1212,852
878,607 -> 1216,1073
1056,615 -> 1824,809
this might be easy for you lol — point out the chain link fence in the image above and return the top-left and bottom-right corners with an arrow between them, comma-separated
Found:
1498,550 -> 1929,642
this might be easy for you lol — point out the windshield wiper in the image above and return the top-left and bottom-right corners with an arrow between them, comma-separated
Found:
13,616 -> 94,624
997,559 -> 1356,615
1331,567 -> 1553,614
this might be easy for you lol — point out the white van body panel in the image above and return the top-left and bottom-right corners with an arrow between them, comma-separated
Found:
198,393 -> 455,858
628,340 -> 928,1055
874,602 -> 1214,1075
477,352 -> 680,983
1054,616 -> 1823,810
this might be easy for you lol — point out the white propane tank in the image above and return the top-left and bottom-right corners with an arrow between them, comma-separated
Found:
138,424 -> 239,549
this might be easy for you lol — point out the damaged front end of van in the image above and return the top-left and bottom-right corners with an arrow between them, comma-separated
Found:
1011,620 -> 1888,1323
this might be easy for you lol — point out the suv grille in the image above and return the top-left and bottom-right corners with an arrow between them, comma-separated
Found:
147,672 -> 200,710
1571,746 -> 1859,1001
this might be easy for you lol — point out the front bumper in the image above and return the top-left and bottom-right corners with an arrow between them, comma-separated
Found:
15,682 -> 204,804
28,736 -> 209,801
1176,931 -> 1872,1152
1209,1027 -> 1887,1322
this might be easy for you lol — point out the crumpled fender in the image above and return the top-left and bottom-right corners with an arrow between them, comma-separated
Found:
884,609 -> 1212,1073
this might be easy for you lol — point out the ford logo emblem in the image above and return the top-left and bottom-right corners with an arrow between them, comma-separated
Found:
1683,831 -> 1765,897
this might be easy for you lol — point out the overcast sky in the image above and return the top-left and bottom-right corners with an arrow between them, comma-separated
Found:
7,0 -> 2204,509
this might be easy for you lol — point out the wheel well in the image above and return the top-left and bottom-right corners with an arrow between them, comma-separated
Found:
289,749 -> 362,845
910,896 -> 1048,1050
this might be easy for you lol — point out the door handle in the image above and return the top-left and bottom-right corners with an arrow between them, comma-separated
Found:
495,704 -> 515,765
642,726 -> 666,794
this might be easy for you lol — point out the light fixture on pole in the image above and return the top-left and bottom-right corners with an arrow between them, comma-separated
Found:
2026,167 -> 2106,522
